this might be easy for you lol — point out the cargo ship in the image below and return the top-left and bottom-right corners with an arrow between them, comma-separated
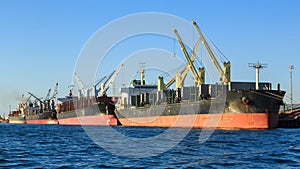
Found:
115,82 -> 285,129
114,20 -> 286,129
8,111 -> 26,124
25,108 -> 58,125
55,70 -> 122,126
8,100 -> 58,124
26,85 -> 59,124
8,83 -> 59,124
8,97 -> 27,124
56,93 -> 119,126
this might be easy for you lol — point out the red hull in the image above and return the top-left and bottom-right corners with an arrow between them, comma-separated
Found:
26,119 -> 59,125
58,114 -> 118,126
118,113 -> 277,129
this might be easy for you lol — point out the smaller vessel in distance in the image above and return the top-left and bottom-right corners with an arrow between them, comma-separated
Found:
8,84 -> 59,124
56,93 -> 118,126
8,110 -> 26,124
25,83 -> 59,124
56,67 -> 123,126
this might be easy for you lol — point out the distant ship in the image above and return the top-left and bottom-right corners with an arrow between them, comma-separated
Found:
8,99 -> 58,125
115,20 -> 286,129
8,84 -> 59,124
8,110 -> 26,124
55,69 -> 122,126
25,84 -> 59,124
56,94 -> 118,126
25,106 -> 58,125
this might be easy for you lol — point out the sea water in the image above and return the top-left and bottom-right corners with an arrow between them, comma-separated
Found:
0,124 -> 299,168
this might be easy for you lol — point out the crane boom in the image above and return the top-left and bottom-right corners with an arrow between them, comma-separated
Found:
191,38 -> 201,62
180,66 -> 190,84
192,20 -> 230,84
164,37 -> 203,89
95,76 -> 107,88
73,72 -> 87,96
100,64 -> 124,95
45,89 -> 51,101
174,29 -> 202,86
192,21 -> 223,76
25,95 -> 32,104
164,66 -> 186,89
103,71 -> 115,87
93,76 -> 107,97
103,64 -> 124,93
27,92 -> 42,103
50,82 -> 58,100
164,77 -> 175,89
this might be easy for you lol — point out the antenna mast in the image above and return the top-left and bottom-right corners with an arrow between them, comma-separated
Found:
139,62 -> 145,85
289,65 -> 294,111
248,61 -> 268,90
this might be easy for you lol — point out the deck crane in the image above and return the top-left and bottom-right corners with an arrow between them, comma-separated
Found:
50,82 -> 58,100
27,91 -> 44,112
44,88 -> 52,110
163,37 -> 203,90
17,94 -> 32,114
192,20 -> 230,86
44,89 -> 51,101
18,94 -> 32,110
164,66 -> 186,89
100,64 -> 124,96
173,29 -> 205,87
73,72 -> 87,98
17,94 -> 26,104
25,95 -> 32,105
46,82 -> 59,111
92,76 -> 107,97
17,94 -> 31,105
27,92 -> 43,102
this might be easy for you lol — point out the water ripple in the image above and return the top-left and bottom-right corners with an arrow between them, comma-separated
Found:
1,124 -> 300,168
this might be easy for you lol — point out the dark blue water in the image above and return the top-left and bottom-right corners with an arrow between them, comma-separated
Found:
1,124 -> 300,168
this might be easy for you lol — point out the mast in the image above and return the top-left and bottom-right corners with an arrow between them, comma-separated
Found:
248,61 -> 267,90
139,62 -> 145,85
289,65 -> 294,111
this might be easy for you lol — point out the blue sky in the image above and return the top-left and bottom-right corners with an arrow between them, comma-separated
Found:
0,0 -> 299,114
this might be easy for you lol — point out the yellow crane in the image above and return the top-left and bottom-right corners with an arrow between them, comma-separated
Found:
172,38 -> 203,87
158,35 -> 203,91
192,20 -> 230,85
173,29 -> 205,87
163,66 -> 187,89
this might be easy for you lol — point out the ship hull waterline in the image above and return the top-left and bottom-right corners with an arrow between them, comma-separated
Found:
116,90 -> 285,129
8,116 -> 26,124
56,96 -> 119,126
116,113 -> 278,129
26,119 -> 59,124
25,111 -> 59,124
58,114 -> 118,126
57,105 -> 119,126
